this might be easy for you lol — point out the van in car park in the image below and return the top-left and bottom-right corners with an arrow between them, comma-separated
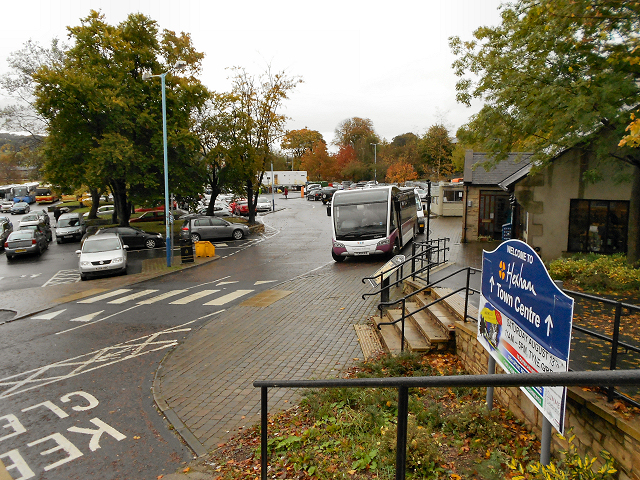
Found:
56,212 -> 87,243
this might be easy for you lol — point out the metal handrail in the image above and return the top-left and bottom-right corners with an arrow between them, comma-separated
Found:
374,266 -> 481,351
255,369 -> 640,480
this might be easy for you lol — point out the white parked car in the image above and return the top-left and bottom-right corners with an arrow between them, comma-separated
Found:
256,197 -> 272,212
83,205 -> 115,218
1,201 -> 13,213
77,232 -> 128,281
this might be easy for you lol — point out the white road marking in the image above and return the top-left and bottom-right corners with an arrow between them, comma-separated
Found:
216,281 -> 238,286
203,289 -> 253,305
137,289 -> 188,305
69,311 -> 104,322
32,309 -> 67,320
30,273 -> 41,278
0,317 -> 228,399
77,289 -> 132,304
212,243 -> 228,247
169,289 -> 220,305
57,305 -> 141,335
107,290 -> 158,304
254,280 -> 277,285
42,270 -> 80,287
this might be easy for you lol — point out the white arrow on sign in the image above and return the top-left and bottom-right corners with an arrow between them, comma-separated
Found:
545,314 -> 554,336
489,276 -> 495,293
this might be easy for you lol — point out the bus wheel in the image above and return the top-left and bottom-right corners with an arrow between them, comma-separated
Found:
392,241 -> 400,256
332,251 -> 345,262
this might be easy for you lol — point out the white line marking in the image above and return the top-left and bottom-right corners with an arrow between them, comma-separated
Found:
107,290 -> 158,304
69,311 -> 104,322
137,290 -> 188,305
169,289 -> 220,305
212,243 -> 228,247
30,273 -> 41,278
254,280 -> 277,285
32,309 -> 67,320
216,281 -> 238,286
56,305 -> 141,335
185,275 -> 231,290
78,289 -> 132,304
203,289 -> 253,306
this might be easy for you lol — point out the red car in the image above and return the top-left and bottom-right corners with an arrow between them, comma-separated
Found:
233,201 -> 249,216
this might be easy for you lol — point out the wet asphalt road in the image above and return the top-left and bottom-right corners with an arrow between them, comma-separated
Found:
0,197 -> 391,479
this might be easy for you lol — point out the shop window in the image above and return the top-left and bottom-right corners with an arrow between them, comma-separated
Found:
568,199 -> 629,254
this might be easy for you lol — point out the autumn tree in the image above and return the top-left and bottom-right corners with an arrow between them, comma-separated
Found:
419,124 -> 455,180
333,117 -> 380,171
281,128 -> 324,170
386,160 -> 418,184
227,67 -> 302,223
450,0 -> 640,262
33,11 -> 207,224
300,141 -> 333,181
383,133 -> 421,176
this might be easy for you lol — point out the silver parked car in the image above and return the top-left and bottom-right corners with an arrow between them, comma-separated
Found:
56,212 -> 87,243
180,216 -> 250,242
77,232 -> 128,281
5,229 -> 48,260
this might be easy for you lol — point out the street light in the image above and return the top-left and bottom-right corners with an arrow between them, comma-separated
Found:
142,60 -> 187,267
370,143 -> 377,184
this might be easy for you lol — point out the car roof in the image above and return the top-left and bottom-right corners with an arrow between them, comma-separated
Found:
59,212 -> 81,217
86,232 -> 120,241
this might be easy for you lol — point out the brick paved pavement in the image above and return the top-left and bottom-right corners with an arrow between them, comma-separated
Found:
153,261 -> 380,453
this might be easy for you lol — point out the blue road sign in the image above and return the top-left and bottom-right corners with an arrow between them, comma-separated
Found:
478,239 -> 574,433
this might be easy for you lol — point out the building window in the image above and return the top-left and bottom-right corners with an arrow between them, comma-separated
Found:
443,189 -> 463,202
567,199 -> 629,254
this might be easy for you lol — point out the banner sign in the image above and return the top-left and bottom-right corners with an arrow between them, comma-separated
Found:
478,240 -> 574,433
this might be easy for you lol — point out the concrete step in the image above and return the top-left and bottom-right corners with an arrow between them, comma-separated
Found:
384,309 -> 431,352
432,287 -> 479,323
372,315 -> 403,355
404,302 -> 451,344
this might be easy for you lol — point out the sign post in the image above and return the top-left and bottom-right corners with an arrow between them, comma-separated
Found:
478,240 -> 573,457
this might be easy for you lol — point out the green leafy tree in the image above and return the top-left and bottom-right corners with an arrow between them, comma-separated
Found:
450,0 -> 640,263
34,10 -> 207,224
192,92 -> 250,215
419,124 -> 455,179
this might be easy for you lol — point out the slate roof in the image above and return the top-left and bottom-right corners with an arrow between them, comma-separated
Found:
463,152 -> 532,186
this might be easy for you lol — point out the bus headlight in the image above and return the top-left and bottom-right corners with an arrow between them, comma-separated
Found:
377,238 -> 390,246
333,241 -> 345,248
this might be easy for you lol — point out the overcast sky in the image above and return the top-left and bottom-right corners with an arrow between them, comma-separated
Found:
0,0 -> 505,146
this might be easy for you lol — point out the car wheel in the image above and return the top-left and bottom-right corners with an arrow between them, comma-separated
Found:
232,229 -> 244,240
145,239 -> 156,249
191,233 -> 201,243
80,273 -> 88,281
6,254 -> 13,261
332,251 -> 345,262
57,239 -> 61,244
391,240 -> 400,256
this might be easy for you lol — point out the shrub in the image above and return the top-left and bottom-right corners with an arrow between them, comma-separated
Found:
548,254 -> 640,292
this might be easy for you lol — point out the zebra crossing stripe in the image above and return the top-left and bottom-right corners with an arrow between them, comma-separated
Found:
108,290 -> 159,304
137,290 -> 188,305
203,289 -> 254,306
169,290 -> 220,305
78,289 -> 133,304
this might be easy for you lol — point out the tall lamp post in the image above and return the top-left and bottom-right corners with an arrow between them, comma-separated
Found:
143,60 -> 187,267
370,143 -> 377,184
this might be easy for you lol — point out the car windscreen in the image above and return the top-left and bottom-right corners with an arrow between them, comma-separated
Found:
58,217 -> 80,227
82,238 -> 122,253
21,214 -> 39,222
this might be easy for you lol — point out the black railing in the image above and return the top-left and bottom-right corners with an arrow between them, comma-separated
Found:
560,288 -> 640,408
362,238 -> 450,308
375,266 -> 481,351
254,369 -> 640,480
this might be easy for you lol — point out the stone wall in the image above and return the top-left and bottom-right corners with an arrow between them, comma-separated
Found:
455,320 -> 640,479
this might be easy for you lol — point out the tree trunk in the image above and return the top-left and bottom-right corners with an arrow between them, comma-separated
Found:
110,180 -> 129,226
627,165 -> 640,265
246,178 -> 255,224
88,188 -> 100,218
